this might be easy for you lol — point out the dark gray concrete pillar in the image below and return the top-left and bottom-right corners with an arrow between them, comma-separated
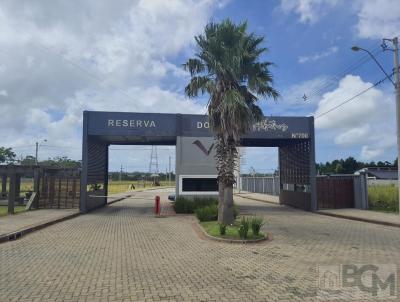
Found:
309,117 -> 317,211
15,175 -> 21,205
80,111 -> 89,213
8,174 -> 16,214
33,169 -> 41,208
1,174 -> 6,197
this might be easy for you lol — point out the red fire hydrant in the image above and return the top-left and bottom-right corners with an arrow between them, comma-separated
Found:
154,195 -> 160,216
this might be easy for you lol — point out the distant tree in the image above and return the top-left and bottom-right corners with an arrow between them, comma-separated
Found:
19,155 -> 36,165
317,156 -> 397,175
334,163 -> 345,174
41,156 -> 81,168
19,155 -> 81,168
0,147 -> 16,164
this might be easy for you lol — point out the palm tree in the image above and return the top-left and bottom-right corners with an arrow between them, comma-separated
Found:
183,19 -> 278,224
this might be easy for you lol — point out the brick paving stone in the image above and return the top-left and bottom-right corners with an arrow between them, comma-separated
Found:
1,189 -> 400,301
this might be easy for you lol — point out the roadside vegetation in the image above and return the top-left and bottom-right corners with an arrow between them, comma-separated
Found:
200,216 -> 266,240
368,184 -> 399,213
107,180 -> 175,195
0,206 -> 26,217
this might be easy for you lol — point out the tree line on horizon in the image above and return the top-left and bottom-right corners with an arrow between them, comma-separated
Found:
0,147 -> 81,168
316,157 -> 397,175
108,171 -> 175,181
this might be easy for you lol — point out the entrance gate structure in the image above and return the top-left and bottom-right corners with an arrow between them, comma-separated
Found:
81,111 -> 316,213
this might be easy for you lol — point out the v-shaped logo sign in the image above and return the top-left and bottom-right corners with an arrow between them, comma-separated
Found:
192,140 -> 214,156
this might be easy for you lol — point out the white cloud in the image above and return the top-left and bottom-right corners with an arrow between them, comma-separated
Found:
279,0 -> 399,40
360,146 -> 385,161
0,0 -> 220,169
333,125 -> 370,146
314,74 -> 395,161
279,0 -> 339,24
276,75 -> 336,117
315,75 -> 385,129
355,0 -> 400,39
298,46 -> 338,63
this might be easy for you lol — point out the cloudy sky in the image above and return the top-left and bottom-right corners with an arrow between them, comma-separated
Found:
0,0 -> 399,173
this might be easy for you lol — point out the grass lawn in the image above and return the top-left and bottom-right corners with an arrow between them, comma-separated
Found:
107,180 -> 175,195
200,220 -> 265,240
368,184 -> 399,213
0,206 -> 26,217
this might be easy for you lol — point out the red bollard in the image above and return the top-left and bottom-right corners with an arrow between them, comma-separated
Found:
154,195 -> 160,215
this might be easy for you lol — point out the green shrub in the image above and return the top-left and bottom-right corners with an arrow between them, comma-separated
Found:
174,197 -> 218,214
193,197 -> 218,208
368,184 -> 399,213
233,205 -> 239,219
195,204 -> 218,222
173,196 -> 195,213
219,223 -> 227,235
238,216 -> 250,239
250,216 -> 265,236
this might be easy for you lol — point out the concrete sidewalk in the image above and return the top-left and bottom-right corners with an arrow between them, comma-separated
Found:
235,191 -> 400,228
0,189 -> 171,243
0,208 -> 80,242
317,208 -> 400,228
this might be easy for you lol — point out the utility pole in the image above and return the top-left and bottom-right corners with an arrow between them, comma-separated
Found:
35,142 -> 39,165
148,146 -> 159,174
119,164 -> 123,182
383,37 -> 400,214
35,139 -> 47,165
391,37 -> 400,213
352,37 -> 400,214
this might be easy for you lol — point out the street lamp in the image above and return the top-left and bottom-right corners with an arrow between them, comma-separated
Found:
352,38 -> 400,214
35,139 -> 47,165
351,46 -> 395,86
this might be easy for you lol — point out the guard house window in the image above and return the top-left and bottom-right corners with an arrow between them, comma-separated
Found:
182,178 -> 218,192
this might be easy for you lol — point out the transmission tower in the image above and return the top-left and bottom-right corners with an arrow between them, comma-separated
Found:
148,145 -> 159,174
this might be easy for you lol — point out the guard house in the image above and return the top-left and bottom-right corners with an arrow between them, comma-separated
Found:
81,111 -> 316,213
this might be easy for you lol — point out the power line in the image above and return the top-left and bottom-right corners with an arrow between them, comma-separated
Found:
315,72 -> 394,119
311,47 -> 381,90
290,43 -> 384,103
306,46 -> 384,100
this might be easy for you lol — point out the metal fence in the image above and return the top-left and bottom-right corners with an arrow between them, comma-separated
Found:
240,174 -> 369,210
240,176 -> 280,196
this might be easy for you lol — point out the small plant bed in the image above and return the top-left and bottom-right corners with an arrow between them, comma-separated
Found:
199,216 -> 269,243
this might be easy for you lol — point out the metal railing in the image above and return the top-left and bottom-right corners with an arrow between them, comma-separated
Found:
240,176 -> 280,196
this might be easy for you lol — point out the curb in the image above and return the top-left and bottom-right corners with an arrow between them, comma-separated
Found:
234,194 -> 280,206
316,211 -> 400,228
0,212 -> 80,244
193,221 -> 272,244
107,195 -> 133,205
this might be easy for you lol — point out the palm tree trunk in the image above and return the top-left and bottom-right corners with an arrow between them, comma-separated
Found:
217,180 -> 225,223
221,183 -> 234,224
216,136 -> 237,225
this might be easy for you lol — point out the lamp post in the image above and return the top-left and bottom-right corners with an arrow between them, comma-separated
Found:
35,139 -> 47,165
352,37 -> 400,213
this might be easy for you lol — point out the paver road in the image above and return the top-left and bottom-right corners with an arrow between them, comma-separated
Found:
1,189 -> 400,301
